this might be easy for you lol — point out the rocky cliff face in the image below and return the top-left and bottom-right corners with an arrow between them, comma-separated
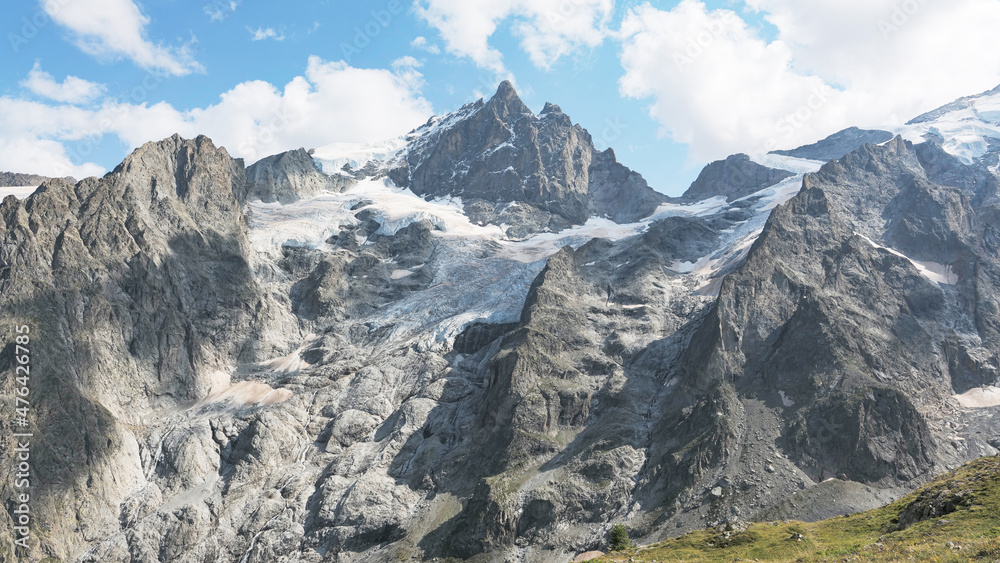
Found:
1,84 -> 1000,563
385,82 -> 666,237
0,135 -> 300,561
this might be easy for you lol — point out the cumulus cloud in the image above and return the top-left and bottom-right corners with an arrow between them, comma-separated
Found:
415,0 -> 613,73
744,0 -> 1000,118
411,36 -> 441,55
21,62 -> 105,105
0,137 -> 104,179
0,57 -> 433,177
619,1 -> 844,161
249,27 -> 285,41
43,0 -> 203,76
617,0 -> 1000,163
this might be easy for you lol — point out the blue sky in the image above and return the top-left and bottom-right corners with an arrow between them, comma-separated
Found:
2,0 -> 999,195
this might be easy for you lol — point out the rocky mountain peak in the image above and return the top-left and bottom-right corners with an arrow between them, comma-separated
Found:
384,81 -> 666,236
106,133 -> 249,241
682,153 -> 794,202
484,79 -> 531,119
5,81 -> 1000,563
540,101 -> 572,127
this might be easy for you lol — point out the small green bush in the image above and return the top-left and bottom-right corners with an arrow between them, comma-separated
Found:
609,523 -> 632,551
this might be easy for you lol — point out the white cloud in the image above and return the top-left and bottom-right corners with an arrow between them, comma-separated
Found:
0,137 -> 104,179
204,0 -> 240,22
744,0 -> 1000,118
21,62 -> 105,105
411,36 -> 442,55
617,0 -> 1000,163
0,57 -> 434,176
619,1 -> 844,161
249,27 -> 285,41
415,0 -> 613,73
43,0 -> 203,76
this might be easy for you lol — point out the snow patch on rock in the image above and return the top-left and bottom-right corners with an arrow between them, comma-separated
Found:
856,234 -> 958,285
954,386 -> 1000,409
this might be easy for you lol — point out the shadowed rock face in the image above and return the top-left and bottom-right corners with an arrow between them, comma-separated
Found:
681,137 -> 999,490
769,127 -> 895,163
3,92 -> 1000,563
0,134 -> 301,561
387,81 -> 666,236
682,153 -> 794,202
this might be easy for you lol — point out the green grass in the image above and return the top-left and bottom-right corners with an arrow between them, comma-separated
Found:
592,456 -> 1000,562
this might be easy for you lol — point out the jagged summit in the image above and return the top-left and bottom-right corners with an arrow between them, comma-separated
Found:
484,79 -> 532,119
5,80 -> 1000,563
0,170 -> 76,187
380,80 -> 666,236
495,78 -> 517,98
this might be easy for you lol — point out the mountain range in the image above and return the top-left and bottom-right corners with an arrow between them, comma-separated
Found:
1,80 -> 999,563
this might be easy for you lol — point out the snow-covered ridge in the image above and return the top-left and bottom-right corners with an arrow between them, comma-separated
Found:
750,154 -> 826,174
244,156 -> 815,353
311,138 -> 409,175
309,101 -> 485,179
897,89 -> 1000,165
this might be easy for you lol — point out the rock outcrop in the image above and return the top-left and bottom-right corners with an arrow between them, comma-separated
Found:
769,127 -> 894,163
246,148 -> 354,203
682,153 -> 794,202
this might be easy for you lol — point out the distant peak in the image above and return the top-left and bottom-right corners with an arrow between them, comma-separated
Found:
486,80 -> 531,118
496,80 -> 517,98
540,102 -> 563,115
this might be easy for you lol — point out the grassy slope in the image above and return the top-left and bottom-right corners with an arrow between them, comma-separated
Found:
593,456 -> 1000,562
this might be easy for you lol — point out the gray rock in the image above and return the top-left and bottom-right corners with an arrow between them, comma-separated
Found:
246,147 -> 354,203
386,81 -> 665,235
682,153 -> 794,202
0,170 -> 77,186
769,127 -> 894,163
5,85 -> 1000,563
